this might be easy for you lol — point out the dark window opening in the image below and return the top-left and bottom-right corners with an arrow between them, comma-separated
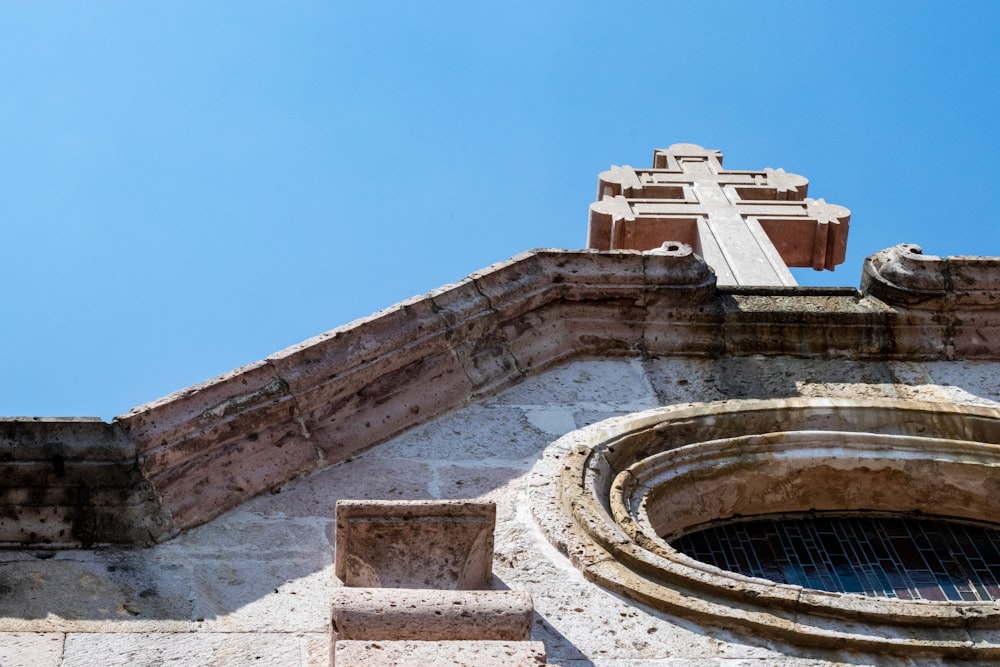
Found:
670,513 -> 1000,602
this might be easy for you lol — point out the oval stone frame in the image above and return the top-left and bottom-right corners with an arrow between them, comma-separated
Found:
530,398 -> 1000,658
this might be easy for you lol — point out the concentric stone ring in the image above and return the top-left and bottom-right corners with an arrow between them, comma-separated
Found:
531,398 -> 1000,658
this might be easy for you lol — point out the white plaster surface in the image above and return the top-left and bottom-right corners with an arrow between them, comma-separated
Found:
2,357 -> 998,665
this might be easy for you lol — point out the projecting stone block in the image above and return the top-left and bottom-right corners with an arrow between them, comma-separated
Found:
332,588 -> 533,641
335,500 -> 495,589
333,640 -> 548,667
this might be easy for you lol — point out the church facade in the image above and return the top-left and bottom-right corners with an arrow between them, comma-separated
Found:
2,146 -> 1000,665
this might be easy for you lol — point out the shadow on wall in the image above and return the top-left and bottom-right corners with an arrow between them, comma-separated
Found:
643,356 -> 1000,407
0,411 -> 542,625
1,353 -> 999,663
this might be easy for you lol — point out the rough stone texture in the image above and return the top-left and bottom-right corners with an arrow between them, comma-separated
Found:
643,356 -> 902,403
0,510 -> 333,635
333,639 -> 548,666
62,632 -> 330,667
890,359 -> 1000,405
4,358 -> 1000,664
8,243 -> 1000,546
862,243 -> 1000,358
335,500 -> 495,589
9,141 -> 1000,666
543,398 -> 1000,657
0,418 -> 170,547
105,247 -> 727,539
331,588 -> 533,641
589,144 -> 850,285
0,633 -> 64,667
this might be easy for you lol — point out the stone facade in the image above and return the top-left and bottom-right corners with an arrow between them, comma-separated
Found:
3,146 -> 1000,664
5,357 -> 1000,665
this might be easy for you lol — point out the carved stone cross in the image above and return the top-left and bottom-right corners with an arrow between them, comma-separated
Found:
588,144 -> 850,286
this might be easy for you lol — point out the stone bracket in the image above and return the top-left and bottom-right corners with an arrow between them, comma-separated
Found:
335,500 -> 496,589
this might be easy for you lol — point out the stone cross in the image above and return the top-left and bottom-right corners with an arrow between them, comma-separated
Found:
588,143 -> 850,287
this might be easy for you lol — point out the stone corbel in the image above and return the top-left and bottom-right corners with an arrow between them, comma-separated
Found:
642,241 -> 718,305
862,243 -> 1000,309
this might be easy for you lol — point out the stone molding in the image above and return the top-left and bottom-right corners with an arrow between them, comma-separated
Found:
535,398 -> 1000,658
331,500 -> 544,663
8,246 -> 1000,546
861,244 -> 1000,358
331,588 -> 533,642
862,243 -> 1000,307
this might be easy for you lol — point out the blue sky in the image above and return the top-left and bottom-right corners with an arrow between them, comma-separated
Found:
2,2 -> 999,419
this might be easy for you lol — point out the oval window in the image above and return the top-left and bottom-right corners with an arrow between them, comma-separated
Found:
671,512 -> 1000,602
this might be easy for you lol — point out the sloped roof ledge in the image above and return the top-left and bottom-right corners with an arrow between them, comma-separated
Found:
8,246 -> 1000,546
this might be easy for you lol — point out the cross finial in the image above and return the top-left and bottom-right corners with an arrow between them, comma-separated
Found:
588,144 -> 851,287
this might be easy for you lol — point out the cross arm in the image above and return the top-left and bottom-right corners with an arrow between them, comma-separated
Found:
751,198 -> 850,271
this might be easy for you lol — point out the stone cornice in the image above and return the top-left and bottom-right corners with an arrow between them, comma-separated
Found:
862,244 -> 1000,357
863,243 -> 1000,308
7,246 -> 1000,546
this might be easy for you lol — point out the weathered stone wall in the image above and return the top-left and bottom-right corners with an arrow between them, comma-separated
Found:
3,356 -> 1000,665
4,244 -> 1000,663
0,418 -> 170,547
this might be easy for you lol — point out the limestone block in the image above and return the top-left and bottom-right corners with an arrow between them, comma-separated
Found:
245,454 -> 434,519
375,404 -> 549,462
335,500 -> 495,589
720,290 -> 891,358
333,639 -> 548,666
332,588 -> 533,641
0,632 -> 64,667
492,359 -> 656,417
62,632 -> 328,667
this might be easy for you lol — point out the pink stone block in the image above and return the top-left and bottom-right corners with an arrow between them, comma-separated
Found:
335,500 -> 496,589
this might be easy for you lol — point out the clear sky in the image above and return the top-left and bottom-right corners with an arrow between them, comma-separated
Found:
2,2 -> 999,419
